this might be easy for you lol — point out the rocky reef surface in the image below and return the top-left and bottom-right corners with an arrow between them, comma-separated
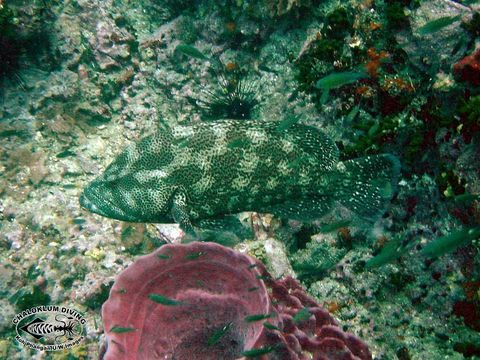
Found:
0,0 -> 479,359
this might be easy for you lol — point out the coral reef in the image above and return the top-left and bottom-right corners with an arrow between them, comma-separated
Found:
0,0 -> 479,359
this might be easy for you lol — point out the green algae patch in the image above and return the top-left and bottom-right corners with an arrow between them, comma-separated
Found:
84,282 -> 113,310
11,285 -> 51,312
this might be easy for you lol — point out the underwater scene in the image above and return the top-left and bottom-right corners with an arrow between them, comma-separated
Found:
1,0 -> 480,359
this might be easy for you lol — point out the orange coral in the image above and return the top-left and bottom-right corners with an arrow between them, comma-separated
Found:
376,235 -> 388,247
325,301 -> 341,313
338,227 -> 352,242
463,281 -> 480,301
225,21 -> 236,33
364,48 -> 388,77
369,22 -> 381,31
225,62 -> 237,71
382,77 -> 415,93
356,85 -> 374,97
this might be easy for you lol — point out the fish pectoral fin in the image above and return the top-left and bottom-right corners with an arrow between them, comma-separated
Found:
266,195 -> 333,221
171,191 -> 195,236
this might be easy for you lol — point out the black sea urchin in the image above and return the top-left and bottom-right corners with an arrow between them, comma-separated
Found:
0,2 -> 56,97
0,35 -> 24,88
197,62 -> 258,120
0,6 -> 25,90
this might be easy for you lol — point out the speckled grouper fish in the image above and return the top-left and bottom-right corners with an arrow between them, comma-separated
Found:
80,119 -> 400,235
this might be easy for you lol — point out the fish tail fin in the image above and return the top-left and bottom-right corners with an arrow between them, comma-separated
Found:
334,154 -> 400,220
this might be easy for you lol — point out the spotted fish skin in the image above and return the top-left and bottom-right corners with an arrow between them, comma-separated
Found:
80,120 -> 400,232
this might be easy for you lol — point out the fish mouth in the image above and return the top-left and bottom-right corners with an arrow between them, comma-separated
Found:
80,184 -> 132,222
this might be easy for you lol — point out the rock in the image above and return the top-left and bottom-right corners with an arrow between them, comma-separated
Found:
91,20 -> 135,70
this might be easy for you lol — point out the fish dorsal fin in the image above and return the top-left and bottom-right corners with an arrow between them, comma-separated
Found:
283,123 -> 340,171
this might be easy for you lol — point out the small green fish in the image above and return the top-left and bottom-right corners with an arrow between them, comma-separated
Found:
244,313 -> 274,323
367,121 -> 379,137
72,217 -> 86,225
109,326 -> 137,333
256,275 -> 269,280
172,137 -> 191,148
175,44 -> 207,60
207,322 -> 233,346
453,193 -> 480,203
293,308 -> 311,324
56,149 -> 76,158
157,253 -> 171,260
263,322 -> 280,331
365,236 -> 404,269
248,286 -> 259,292
0,129 -> 30,139
421,227 -> 480,258
148,294 -> 183,306
417,15 -> 461,36
316,71 -> 368,90
346,105 -> 360,122
184,251 -> 204,260
242,345 -> 277,357
319,219 -> 352,233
